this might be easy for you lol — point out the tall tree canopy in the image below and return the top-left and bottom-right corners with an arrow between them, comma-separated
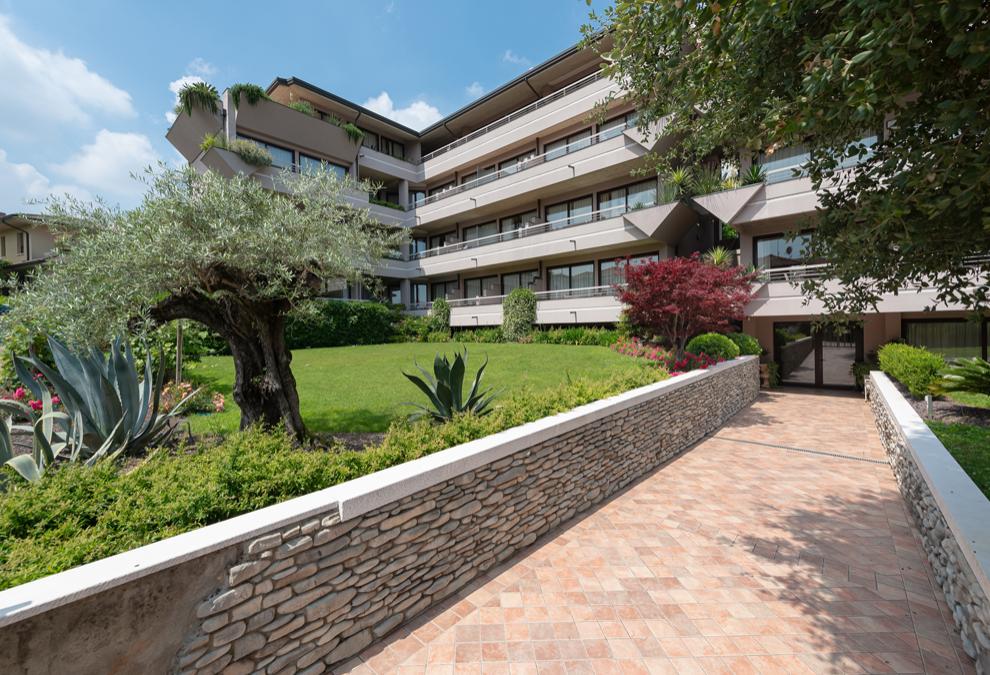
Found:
4,167 -> 403,439
585,0 -> 990,314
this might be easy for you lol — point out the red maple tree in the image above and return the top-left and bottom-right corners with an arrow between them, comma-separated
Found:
617,254 -> 757,357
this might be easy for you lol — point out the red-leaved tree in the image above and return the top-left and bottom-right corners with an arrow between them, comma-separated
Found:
617,254 -> 757,357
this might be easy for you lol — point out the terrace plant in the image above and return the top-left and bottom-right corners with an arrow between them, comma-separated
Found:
668,168 -> 694,198
228,83 -> 270,108
176,82 -> 220,117
742,164 -> 767,185
288,100 -> 317,117
341,122 -> 365,144
4,166 -> 403,440
690,165 -> 725,195
403,349 -> 497,422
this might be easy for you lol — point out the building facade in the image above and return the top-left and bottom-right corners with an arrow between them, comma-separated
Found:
166,43 -> 987,390
0,213 -> 55,274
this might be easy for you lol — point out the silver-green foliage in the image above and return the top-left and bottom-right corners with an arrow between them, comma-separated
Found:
0,336 -> 197,484
403,349 -> 497,422
939,357 -> 990,395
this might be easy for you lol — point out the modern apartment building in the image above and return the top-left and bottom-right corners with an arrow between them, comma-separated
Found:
0,213 -> 55,274
166,42 -> 987,390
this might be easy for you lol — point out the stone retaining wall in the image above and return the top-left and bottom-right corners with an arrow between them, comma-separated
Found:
0,357 -> 759,675
867,372 -> 990,673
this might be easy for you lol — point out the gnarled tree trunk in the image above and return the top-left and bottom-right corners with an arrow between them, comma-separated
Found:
151,292 -> 307,440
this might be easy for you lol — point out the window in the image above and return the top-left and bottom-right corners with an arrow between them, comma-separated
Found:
429,231 -> 455,250
1,235 -> 5,257
298,153 -> 347,179
547,262 -> 595,291
599,253 -> 659,286
431,280 -> 459,300
544,129 -> 592,161
904,319 -> 987,360
477,165 -> 497,185
626,179 -> 658,210
237,135 -> 293,169
359,129 -> 378,151
410,190 -> 426,207
759,144 -> 811,184
379,137 -> 405,160
598,110 -> 638,141
545,196 -> 593,229
464,275 -> 500,299
16,232 -> 24,255
386,284 -> 402,305
462,221 -> 498,242
754,232 -> 820,269
410,283 -> 428,305
410,237 -> 427,256
502,270 -> 538,294
428,181 -> 455,197
498,150 -> 536,175
500,210 -> 538,239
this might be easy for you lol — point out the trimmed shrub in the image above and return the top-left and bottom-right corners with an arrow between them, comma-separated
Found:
393,316 -> 433,343
0,366 -> 666,588
726,332 -> 762,356
877,342 -> 945,397
430,297 -> 451,334
502,288 -> 536,341
454,328 -> 505,343
285,301 -> 396,349
685,333 -> 740,360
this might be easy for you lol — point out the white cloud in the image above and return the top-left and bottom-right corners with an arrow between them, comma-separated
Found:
0,15 -> 134,139
51,130 -> 159,202
466,81 -> 485,98
187,57 -> 216,77
165,74 -> 205,123
0,148 -> 92,207
502,49 -> 532,69
361,92 -> 443,130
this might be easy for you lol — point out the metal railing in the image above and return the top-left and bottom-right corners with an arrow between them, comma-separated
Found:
417,120 -> 634,208
409,202 -> 655,261
415,284 -> 622,311
759,255 -> 990,284
418,71 -> 609,164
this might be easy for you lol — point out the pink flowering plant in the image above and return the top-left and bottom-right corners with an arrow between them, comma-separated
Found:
611,337 -> 724,376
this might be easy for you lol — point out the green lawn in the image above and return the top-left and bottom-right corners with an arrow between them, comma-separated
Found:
946,390 -> 990,409
928,421 -> 990,499
185,343 -> 643,434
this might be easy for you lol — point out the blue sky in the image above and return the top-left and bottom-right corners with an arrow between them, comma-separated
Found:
0,0 -> 608,210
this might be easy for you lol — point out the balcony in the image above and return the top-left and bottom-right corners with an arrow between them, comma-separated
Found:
747,258 -> 989,317
414,121 -> 670,226
419,72 -> 620,180
413,285 -> 624,327
234,96 -> 360,167
406,201 -> 694,277
166,105 -> 223,162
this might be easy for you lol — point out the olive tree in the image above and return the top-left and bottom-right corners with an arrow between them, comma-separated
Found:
4,166 -> 404,439
585,0 -> 990,314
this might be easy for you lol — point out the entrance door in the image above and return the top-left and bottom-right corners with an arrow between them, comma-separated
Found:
774,322 -> 863,388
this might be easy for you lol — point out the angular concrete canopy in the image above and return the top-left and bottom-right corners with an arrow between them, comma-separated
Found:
624,200 -> 698,244
691,183 -> 764,224
623,115 -> 678,155
166,106 -> 223,162
196,147 -> 256,178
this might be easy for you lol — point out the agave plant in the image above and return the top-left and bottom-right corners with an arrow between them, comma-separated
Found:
668,168 -> 694,198
690,165 -> 725,195
403,349 -> 498,422
176,82 -> 220,117
938,357 -> 990,394
742,164 -> 767,185
13,336 -> 198,461
0,389 -> 124,485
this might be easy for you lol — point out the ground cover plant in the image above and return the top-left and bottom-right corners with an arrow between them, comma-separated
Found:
0,364 -> 665,589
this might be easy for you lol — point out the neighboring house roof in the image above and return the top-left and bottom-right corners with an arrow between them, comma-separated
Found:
0,212 -> 48,229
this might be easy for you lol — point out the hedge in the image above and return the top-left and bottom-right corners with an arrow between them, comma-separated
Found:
285,300 -> 397,349
877,342 -> 945,397
726,332 -> 762,356
0,365 -> 665,588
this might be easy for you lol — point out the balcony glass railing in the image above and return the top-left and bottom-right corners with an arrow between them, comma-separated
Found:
761,135 -> 878,184
409,201 -> 660,261
758,254 -> 990,284
419,71 -> 607,164
410,284 -> 622,311
418,120 -> 635,208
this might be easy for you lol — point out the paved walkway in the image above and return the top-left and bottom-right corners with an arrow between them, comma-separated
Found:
342,389 -> 975,674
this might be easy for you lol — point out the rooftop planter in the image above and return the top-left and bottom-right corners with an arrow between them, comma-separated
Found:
234,96 -> 360,165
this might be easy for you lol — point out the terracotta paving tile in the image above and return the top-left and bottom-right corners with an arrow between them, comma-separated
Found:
348,390 -> 974,674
